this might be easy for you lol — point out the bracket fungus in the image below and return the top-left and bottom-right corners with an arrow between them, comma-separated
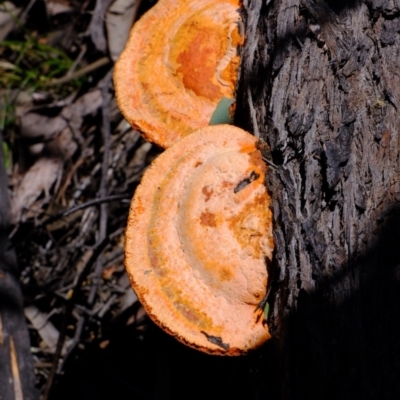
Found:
114,0 -> 243,148
125,125 -> 274,355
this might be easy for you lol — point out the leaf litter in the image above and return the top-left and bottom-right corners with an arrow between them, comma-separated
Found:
1,0 -> 161,398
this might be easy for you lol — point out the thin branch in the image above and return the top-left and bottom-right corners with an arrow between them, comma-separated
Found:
40,194 -> 131,227
46,57 -> 111,86
88,71 -> 112,305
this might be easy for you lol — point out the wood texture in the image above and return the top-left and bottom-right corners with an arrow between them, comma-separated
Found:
0,132 -> 37,400
237,0 -> 400,398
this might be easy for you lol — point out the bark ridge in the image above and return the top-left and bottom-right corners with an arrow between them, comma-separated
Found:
237,1 -> 400,398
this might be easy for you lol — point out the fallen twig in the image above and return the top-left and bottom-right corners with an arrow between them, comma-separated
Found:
88,71 -> 112,305
46,57 -> 111,86
40,194 -> 131,228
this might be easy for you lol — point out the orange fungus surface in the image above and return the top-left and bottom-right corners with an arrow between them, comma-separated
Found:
124,125 -> 274,355
114,0 -> 243,148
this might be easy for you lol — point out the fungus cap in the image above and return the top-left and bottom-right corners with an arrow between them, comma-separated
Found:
114,0 -> 243,148
125,125 -> 274,355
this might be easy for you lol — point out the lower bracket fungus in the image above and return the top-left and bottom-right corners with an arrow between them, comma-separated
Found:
125,125 -> 274,355
114,0 -> 243,149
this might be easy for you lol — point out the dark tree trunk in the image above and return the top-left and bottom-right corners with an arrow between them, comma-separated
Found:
0,132 -> 37,400
237,1 -> 400,399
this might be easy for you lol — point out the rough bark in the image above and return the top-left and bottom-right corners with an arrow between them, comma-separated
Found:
237,1 -> 400,399
0,132 -> 37,400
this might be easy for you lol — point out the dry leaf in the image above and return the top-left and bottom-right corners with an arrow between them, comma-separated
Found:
101,264 -> 119,280
53,127 -> 78,159
25,305 -> 70,354
106,0 -> 140,62
45,0 -> 72,16
20,114 -> 67,139
19,90 -> 102,140
0,2 -> 21,41
11,157 -> 63,223
88,0 -> 113,53
63,89 -> 102,120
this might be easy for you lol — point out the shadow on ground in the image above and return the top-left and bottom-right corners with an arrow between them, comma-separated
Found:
50,205 -> 400,400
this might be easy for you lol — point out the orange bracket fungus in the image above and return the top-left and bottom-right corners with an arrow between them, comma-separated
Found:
114,0 -> 243,148
125,125 -> 274,355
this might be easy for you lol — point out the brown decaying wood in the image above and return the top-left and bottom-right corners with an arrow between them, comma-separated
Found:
125,125 -> 274,355
237,0 -> 400,398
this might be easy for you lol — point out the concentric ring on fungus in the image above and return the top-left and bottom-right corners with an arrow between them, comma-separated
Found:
125,125 -> 274,355
114,0 -> 243,148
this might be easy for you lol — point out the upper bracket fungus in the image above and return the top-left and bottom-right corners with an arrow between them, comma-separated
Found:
114,0 -> 243,148
125,125 -> 274,355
